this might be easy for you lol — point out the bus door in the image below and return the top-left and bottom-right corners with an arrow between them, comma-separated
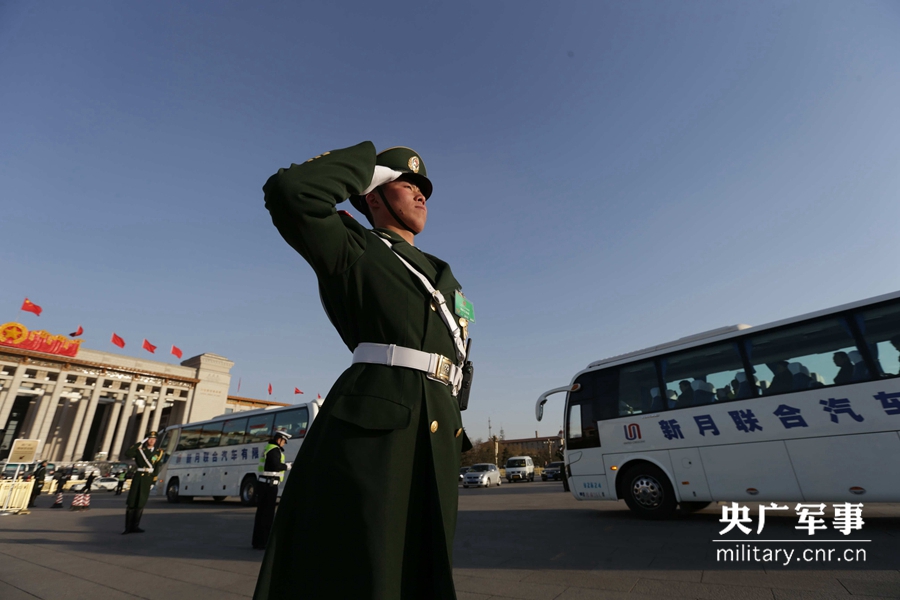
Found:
565,371 -> 613,499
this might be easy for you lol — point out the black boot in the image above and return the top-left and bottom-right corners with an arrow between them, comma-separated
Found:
132,509 -> 145,533
123,509 -> 134,534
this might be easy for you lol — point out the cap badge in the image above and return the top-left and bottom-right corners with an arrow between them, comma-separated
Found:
408,156 -> 420,173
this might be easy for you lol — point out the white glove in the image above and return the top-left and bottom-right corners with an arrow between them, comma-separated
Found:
286,462 -> 293,470
359,165 -> 403,195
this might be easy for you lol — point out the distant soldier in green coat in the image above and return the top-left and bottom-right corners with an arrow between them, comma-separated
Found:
28,460 -> 47,507
254,142 -> 474,600
123,431 -> 162,534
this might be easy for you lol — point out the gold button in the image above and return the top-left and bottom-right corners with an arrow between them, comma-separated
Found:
455,428 -> 462,438
430,421 -> 439,433
459,318 -> 467,327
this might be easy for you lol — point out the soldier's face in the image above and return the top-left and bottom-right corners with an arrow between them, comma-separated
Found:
146,438 -> 156,448
374,179 -> 428,232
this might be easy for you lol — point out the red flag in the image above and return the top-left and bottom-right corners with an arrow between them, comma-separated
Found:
69,325 -> 83,337
111,333 -> 125,348
237,377 -> 241,393
317,393 -> 322,399
294,387 -> 303,394
142,339 -> 157,353
21,298 -> 42,316
171,345 -> 183,359
268,383 -> 273,395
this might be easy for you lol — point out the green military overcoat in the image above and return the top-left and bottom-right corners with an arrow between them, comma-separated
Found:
254,141 -> 470,600
124,443 -> 162,509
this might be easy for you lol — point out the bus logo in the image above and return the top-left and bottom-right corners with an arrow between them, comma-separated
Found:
624,423 -> 641,440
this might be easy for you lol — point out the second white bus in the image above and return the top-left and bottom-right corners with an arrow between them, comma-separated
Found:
155,400 -> 321,504
537,290 -> 900,518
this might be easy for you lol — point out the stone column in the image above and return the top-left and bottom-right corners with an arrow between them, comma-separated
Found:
182,386 -> 196,423
0,364 -> 27,431
60,395 -> 90,462
31,375 -> 69,445
135,400 -> 153,441
109,385 -> 138,461
149,386 -> 167,433
47,397 -> 73,461
99,400 -> 123,459
71,378 -> 106,461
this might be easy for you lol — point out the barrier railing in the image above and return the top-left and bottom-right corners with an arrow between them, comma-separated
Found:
0,480 -> 35,514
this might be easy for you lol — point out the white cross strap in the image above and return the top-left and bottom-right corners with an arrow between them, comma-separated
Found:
377,237 -> 467,363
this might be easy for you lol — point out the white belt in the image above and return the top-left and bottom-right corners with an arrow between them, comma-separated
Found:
353,343 -> 462,396
136,468 -> 153,473
259,471 -> 282,477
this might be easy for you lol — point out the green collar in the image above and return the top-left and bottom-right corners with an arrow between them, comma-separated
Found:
372,228 -> 406,243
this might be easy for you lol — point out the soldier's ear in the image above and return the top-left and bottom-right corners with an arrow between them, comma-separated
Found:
364,191 -> 380,211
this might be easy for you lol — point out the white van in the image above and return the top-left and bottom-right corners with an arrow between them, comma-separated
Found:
505,456 -> 534,482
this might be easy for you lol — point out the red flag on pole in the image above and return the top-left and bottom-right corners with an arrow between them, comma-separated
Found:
294,388 -> 303,394
317,394 -> 322,399
171,345 -> 183,359
237,378 -> 241,393
69,325 -> 83,337
268,383 -> 273,395
111,333 -> 125,348
21,298 -> 42,316
142,339 -> 156,353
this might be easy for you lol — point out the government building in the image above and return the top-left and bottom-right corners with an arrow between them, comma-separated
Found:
0,324 -> 284,464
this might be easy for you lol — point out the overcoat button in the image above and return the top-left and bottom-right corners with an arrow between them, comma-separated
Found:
455,428 -> 462,438
430,421 -> 439,433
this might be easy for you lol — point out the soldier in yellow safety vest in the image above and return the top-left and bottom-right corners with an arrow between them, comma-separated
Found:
252,430 -> 291,549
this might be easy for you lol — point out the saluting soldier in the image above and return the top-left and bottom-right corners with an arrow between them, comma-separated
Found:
254,142 -> 474,600
252,430 -> 291,549
122,431 -> 163,534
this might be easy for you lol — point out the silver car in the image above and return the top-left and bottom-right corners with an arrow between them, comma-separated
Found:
462,463 -> 501,488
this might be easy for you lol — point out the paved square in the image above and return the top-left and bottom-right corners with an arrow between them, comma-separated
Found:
1,483 -> 898,599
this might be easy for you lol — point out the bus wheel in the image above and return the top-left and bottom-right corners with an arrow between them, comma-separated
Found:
166,478 -> 180,504
240,476 -> 258,507
621,463 -> 676,519
680,501 -> 711,513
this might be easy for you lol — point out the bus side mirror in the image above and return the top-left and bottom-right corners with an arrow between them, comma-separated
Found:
535,384 -> 580,421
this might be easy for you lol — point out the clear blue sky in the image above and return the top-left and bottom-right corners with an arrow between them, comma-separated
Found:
2,1 -> 899,441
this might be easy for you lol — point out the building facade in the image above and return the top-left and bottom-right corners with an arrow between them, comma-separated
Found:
0,344 -> 264,463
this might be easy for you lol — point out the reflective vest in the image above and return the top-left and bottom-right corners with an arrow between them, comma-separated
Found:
258,443 -> 284,483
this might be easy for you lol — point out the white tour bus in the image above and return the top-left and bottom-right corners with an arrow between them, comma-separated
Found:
155,400 -> 321,505
536,290 -> 900,518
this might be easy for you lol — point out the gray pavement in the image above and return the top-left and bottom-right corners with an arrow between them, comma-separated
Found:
0,482 -> 898,599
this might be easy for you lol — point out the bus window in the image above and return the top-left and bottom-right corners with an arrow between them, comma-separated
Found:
221,417 -> 248,446
660,342 -> 745,408
273,407 -> 310,439
200,421 -> 224,448
855,300 -> 900,378
176,425 -> 202,451
745,317 -> 863,395
566,370 -> 617,449
618,361 -> 658,415
247,414 -> 275,444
